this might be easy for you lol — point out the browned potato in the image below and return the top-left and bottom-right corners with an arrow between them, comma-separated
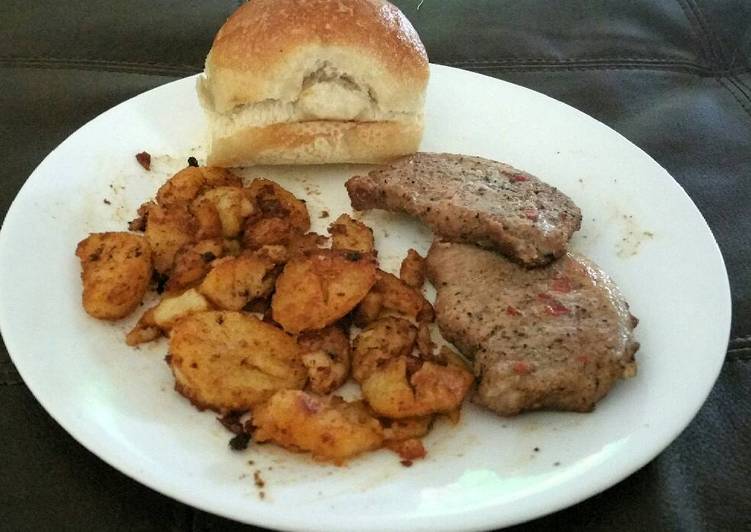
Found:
247,178 -> 310,234
76,232 -> 152,320
361,357 -> 474,418
415,322 -> 435,359
143,204 -> 197,274
352,317 -> 416,382
287,232 -> 329,258
353,290 -> 383,327
328,214 -> 374,254
299,326 -> 351,394
375,270 -> 434,323
252,390 -> 384,464
156,166 -> 242,208
168,311 -> 306,412
272,250 -> 377,334
399,249 -> 426,289
126,287 -> 213,345
385,438 -> 427,461
165,239 -> 224,294
243,217 -> 295,249
191,186 -> 254,239
125,307 -> 160,346
381,415 -> 434,442
198,255 -> 277,311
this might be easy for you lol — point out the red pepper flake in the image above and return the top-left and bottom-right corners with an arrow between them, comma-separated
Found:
506,305 -> 522,316
537,293 -> 570,315
510,173 -> 528,182
512,361 -> 531,375
135,151 -> 151,170
551,277 -> 572,293
523,208 -> 539,221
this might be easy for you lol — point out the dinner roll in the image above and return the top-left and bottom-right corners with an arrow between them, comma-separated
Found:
197,0 -> 429,166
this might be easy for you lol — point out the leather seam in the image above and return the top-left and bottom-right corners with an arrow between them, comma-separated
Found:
0,56 -> 198,76
682,0 -> 726,66
444,61 -> 751,76
3,55 -> 751,78
674,0 -> 714,66
716,77 -> 751,119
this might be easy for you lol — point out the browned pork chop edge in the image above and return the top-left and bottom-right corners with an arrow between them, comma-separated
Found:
425,241 -> 638,416
346,152 -> 582,267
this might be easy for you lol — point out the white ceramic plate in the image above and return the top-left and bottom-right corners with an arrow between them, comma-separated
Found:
0,65 -> 730,531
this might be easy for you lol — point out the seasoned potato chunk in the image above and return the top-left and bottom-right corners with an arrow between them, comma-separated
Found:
243,217 -> 295,249
381,415 -> 434,442
353,290 -> 383,327
272,250 -> 377,334
165,239 -> 224,294
361,357 -> 474,418
198,255 -> 277,311
247,178 -> 310,234
143,204 -> 197,274
252,390 -> 383,464
328,214 -> 374,254
156,166 -> 242,208
375,270 -> 434,322
352,317 -> 416,383
299,326 -> 351,394
399,249 -> 426,289
76,232 -> 152,320
152,288 -> 212,329
191,186 -> 254,239
169,311 -> 306,412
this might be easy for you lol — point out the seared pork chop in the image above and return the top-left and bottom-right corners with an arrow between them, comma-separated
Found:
426,241 -> 638,416
346,153 -> 582,266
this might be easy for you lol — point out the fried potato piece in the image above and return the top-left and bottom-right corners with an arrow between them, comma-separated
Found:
247,178 -> 310,233
165,239 -> 224,294
143,204 -> 197,274
352,317 -> 416,383
76,232 -> 152,320
399,249 -> 426,289
243,217 -> 295,249
328,214 -> 375,254
375,270 -> 434,323
353,290 -> 383,327
252,390 -> 384,464
415,322 -> 436,359
299,326 -> 351,394
385,438 -> 427,461
198,255 -> 277,311
156,166 -> 242,208
381,415 -> 433,442
191,186 -> 255,239
126,288 -> 212,345
169,311 -> 306,412
272,250 -> 377,334
361,357 -> 474,418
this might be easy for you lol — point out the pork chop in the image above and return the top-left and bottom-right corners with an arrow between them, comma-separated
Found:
346,153 -> 582,266
425,241 -> 638,416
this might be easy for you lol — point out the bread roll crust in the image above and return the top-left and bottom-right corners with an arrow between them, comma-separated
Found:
204,0 -> 428,113
207,118 -> 423,167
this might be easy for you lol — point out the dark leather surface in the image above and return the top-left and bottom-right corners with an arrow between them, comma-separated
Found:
1,1 -> 749,530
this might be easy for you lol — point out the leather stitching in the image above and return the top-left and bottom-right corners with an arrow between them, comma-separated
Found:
716,77 -> 751,119
675,0 -> 714,66
0,56 -> 198,77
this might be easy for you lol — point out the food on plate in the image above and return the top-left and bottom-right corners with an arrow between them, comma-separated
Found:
246,178 -> 310,235
426,240 -> 639,415
251,390 -> 384,464
126,288 -> 212,345
156,165 -> 242,208
197,0 -> 429,166
198,254 -> 277,311
168,311 -> 306,412
352,316 -> 417,382
190,186 -> 255,239
141,203 -> 199,274
299,326 -> 352,394
346,152 -> 582,266
271,250 -> 377,334
328,214 -> 375,254
375,270 -> 434,322
360,352 -> 474,418
399,248 -> 426,289
164,238 -> 224,293
75,232 -> 152,320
